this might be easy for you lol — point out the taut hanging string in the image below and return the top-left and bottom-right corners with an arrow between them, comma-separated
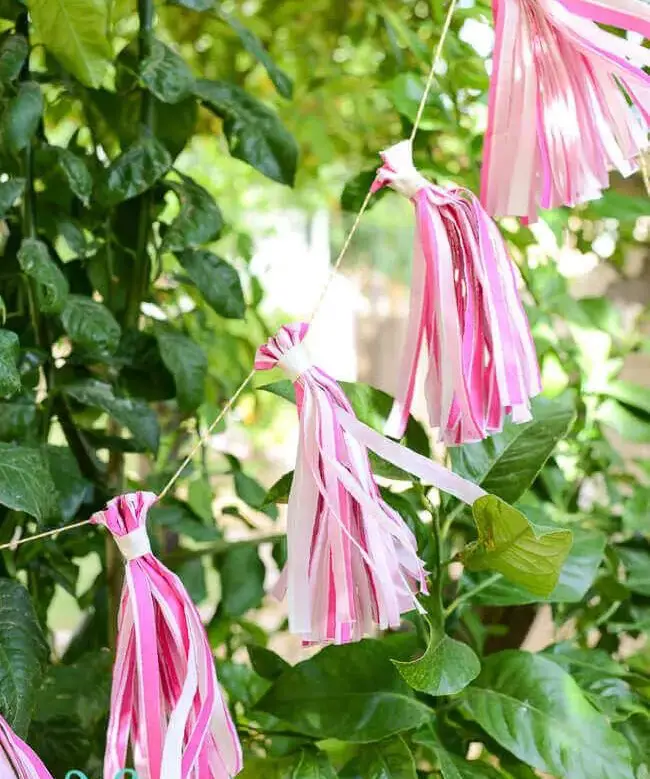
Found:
0,0 -> 460,554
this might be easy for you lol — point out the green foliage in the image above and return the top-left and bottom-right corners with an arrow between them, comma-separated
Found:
0,2 -> 647,777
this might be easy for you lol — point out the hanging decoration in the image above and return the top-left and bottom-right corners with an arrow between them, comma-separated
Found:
0,715 -> 53,779
482,0 -> 650,222
255,323 -> 486,644
90,492 -> 242,779
372,140 -> 541,445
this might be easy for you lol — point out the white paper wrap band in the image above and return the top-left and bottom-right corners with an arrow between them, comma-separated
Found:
278,343 -> 313,381
115,526 -> 151,561
382,169 -> 429,199
378,139 -> 429,199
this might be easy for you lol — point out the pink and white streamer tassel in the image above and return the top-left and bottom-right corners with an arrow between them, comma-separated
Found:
372,140 -> 541,445
0,716 -> 53,779
482,0 -> 650,222
91,492 -> 242,779
255,323 -> 487,645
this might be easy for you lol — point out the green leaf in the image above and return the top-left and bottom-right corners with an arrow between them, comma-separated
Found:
176,558 -> 207,603
597,399 -> 650,443
461,495 -> 573,597
450,394 -> 576,503
57,148 -> 92,205
340,737 -> 417,778
0,35 -> 28,83
27,0 -> 113,88
178,249 -> 245,319
248,645 -> 290,681
195,78 -> 298,185
32,650 -> 111,730
218,543 -> 265,617
63,379 -> 159,452
0,443 -> 58,521
219,11 -> 293,98
140,39 -> 194,103
393,621 -> 480,696
155,329 -> 207,411
149,499 -> 220,542
463,651 -> 635,779
169,0 -> 213,8
468,527 -> 606,605
98,135 -> 171,205
341,170 -> 385,213
240,751 -> 336,778
617,548 -> 650,596
414,725 -> 505,779
595,380 -> 650,415
0,400 -> 39,442
17,238 -> 69,314
227,456 -> 278,520
0,330 -> 20,397
0,177 -> 25,216
162,174 -> 223,252
45,445 -> 92,521
2,81 -> 43,153
264,470 -> 293,506
256,640 -> 430,742
61,295 -> 121,356
0,579 -> 48,736
617,714 -> 650,772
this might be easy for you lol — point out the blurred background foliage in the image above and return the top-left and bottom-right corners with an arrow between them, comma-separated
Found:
0,0 -> 650,777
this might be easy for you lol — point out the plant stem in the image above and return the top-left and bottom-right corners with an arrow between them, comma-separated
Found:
444,573 -> 502,617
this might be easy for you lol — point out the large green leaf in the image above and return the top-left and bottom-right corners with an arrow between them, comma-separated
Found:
155,329 -> 207,411
27,0 -> 113,88
0,177 -> 25,217
340,737 -> 417,778
0,330 -> 20,397
450,394 -> 576,503
178,249 -> 245,319
0,443 -> 58,521
597,399 -> 650,443
45,445 -> 92,521
2,82 -> 43,153
57,148 -> 92,206
17,238 -> 69,314
461,496 -> 572,597
256,640 -> 430,742
393,620 -> 480,696
98,135 -> 171,205
218,543 -> 265,618
195,78 -> 298,185
149,499 -> 220,542
415,725 -> 505,779
0,579 -> 48,736
140,39 -> 195,103
248,645 -> 290,681
0,35 -> 28,83
63,379 -> 159,452
61,295 -> 121,356
219,11 -> 293,98
240,750 -> 336,778
617,548 -> 650,596
162,175 -> 223,252
468,527 -> 606,605
462,650 -> 634,779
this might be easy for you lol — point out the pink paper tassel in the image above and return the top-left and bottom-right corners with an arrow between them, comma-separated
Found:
0,716 -> 53,779
91,492 -> 242,779
372,140 -> 541,445
482,0 -> 650,221
256,323 -> 487,645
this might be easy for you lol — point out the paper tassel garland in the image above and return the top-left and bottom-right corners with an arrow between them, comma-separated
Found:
372,140 -> 541,445
255,323 -> 487,644
0,716 -> 53,779
91,492 -> 242,779
482,0 -> 650,221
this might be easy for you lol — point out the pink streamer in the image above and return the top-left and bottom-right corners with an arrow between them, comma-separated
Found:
256,323 -> 487,645
91,492 -> 242,779
482,0 -> 650,221
372,140 -> 540,445
0,716 -> 53,779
